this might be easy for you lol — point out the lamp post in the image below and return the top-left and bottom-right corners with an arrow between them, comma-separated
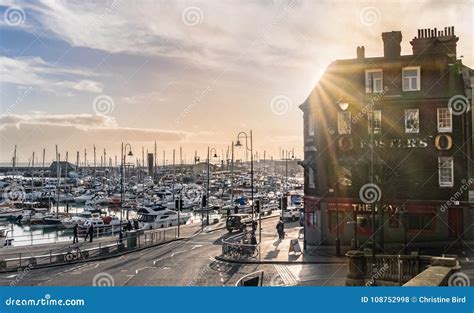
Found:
336,100 -> 349,256
120,143 -> 133,237
207,147 -> 218,226
235,131 -> 256,240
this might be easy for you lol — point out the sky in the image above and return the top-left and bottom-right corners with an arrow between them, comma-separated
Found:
0,0 -> 473,165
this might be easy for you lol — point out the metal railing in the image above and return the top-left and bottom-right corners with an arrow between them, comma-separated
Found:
221,231 -> 259,260
0,227 -> 178,271
365,254 -> 432,285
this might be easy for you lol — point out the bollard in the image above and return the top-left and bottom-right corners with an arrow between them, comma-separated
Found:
345,250 -> 366,286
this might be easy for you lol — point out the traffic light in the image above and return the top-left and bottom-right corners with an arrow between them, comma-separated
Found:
255,200 -> 261,214
175,198 -> 184,211
201,195 -> 207,208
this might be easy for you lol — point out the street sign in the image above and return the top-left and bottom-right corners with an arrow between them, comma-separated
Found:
289,239 -> 301,254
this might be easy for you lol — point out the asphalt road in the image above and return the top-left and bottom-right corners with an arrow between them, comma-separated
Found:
0,218 -> 284,287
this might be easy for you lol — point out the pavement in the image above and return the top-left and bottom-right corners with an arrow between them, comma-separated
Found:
217,220 -> 346,265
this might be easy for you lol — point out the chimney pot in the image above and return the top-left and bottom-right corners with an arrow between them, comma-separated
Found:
357,46 -> 365,59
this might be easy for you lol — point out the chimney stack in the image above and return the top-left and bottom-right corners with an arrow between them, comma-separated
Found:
410,26 -> 458,56
357,46 -> 365,59
381,31 -> 402,58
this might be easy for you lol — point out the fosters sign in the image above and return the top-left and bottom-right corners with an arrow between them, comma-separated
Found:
338,135 -> 452,151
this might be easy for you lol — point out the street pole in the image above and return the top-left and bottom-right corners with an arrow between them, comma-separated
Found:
250,130 -> 254,221
231,142 -> 234,203
207,147 -> 210,226
335,185 -> 341,257
178,195 -> 181,238
120,142 -> 124,236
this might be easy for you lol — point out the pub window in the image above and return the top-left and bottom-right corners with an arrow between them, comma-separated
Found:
437,108 -> 452,133
438,157 -> 454,187
308,167 -> 315,188
365,69 -> 383,93
408,214 -> 435,231
338,111 -> 351,135
308,115 -> 315,136
402,66 -> 421,91
368,110 -> 381,134
405,109 -> 419,133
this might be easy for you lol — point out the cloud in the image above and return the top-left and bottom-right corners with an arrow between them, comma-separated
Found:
0,56 -> 103,93
0,112 -> 186,140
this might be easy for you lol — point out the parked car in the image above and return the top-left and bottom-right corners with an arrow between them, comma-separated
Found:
283,206 -> 300,222
226,214 -> 252,233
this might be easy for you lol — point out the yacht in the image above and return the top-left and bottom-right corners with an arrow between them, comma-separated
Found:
0,207 -> 23,220
78,215 -> 125,236
136,205 -> 190,230
61,211 -> 99,228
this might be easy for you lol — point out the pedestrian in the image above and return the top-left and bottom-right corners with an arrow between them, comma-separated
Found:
276,218 -> 285,239
85,223 -> 94,242
84,224 -> 90,242
73,224 -> 79,244
133,219 -> 139,230
127,220 -> 132,231
88,223 -> 94,242
250,232 -> 257,245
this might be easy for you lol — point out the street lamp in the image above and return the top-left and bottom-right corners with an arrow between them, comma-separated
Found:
206,147 -> 218,226
120,143 -> 133,238
235,131 -> 257,241
335,101 -> 349,256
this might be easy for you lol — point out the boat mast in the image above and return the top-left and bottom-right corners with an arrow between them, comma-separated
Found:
56,145 -> 60,218
12,145 -> 17,178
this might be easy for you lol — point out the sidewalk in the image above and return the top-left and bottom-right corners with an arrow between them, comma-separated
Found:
217,222 -> 346,265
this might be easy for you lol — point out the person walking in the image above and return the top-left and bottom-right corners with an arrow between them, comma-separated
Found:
276,218 -> 285,239
73,224 -> 79,244
85,223 -> 94,242
88,223 -> 94,243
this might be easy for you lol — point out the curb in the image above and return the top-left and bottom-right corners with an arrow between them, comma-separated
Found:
215,255 -> 346,265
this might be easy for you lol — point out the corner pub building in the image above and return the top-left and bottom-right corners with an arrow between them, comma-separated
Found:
299,27 -> 474,250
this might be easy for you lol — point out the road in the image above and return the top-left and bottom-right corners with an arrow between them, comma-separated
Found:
0,218 -> 282,286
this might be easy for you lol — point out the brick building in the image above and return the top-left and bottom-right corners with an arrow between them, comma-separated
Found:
299,27 -> 474,249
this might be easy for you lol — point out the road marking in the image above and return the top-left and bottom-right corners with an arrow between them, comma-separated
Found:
191,244 -> 203,250
274,265 -> 298,286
